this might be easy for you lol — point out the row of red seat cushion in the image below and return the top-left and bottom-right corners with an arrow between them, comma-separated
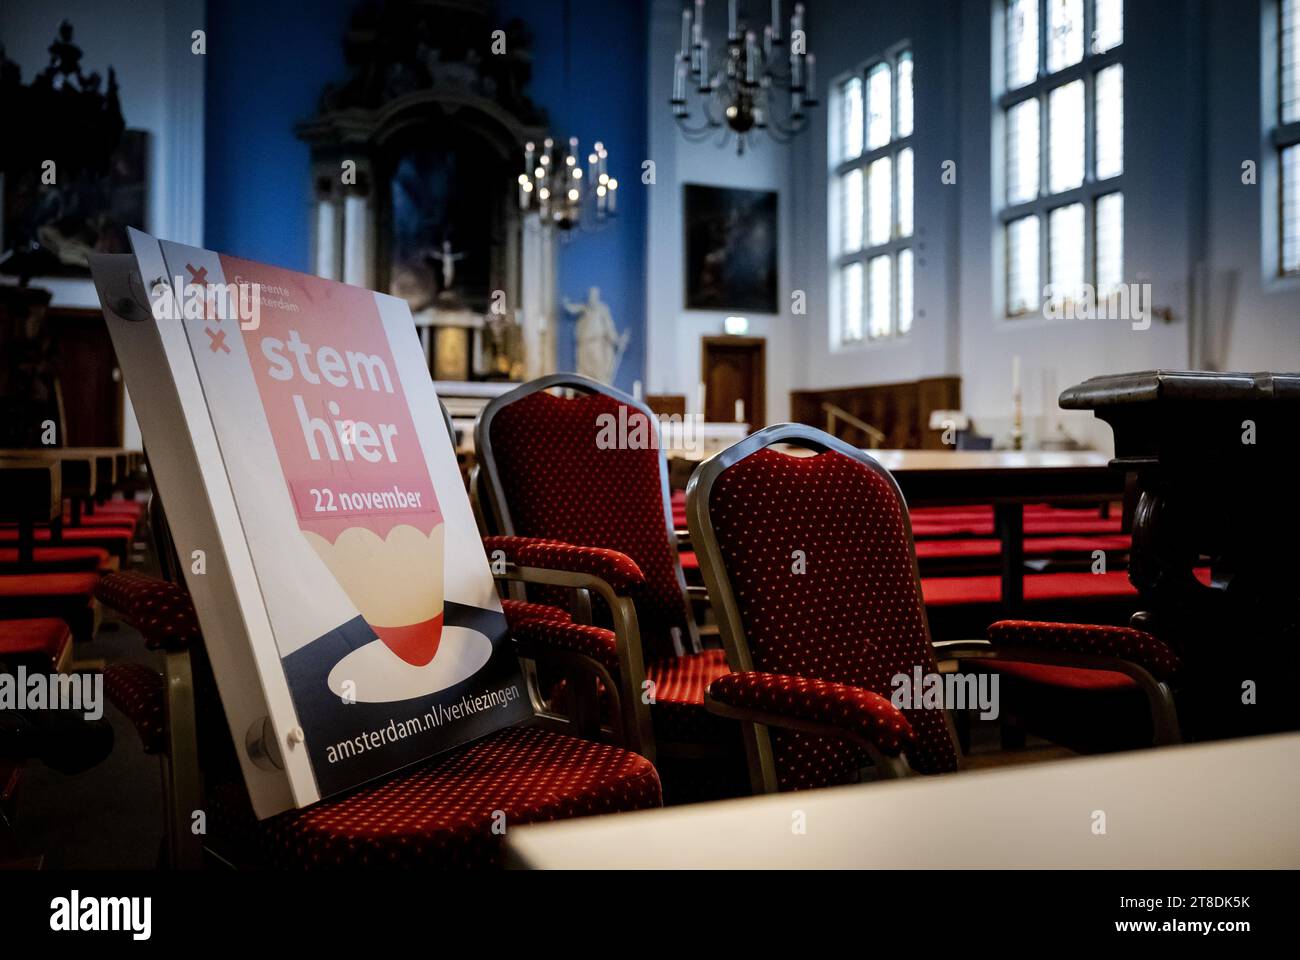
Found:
0,617 -> 71,669
0,546 -> 113,572
0,573 -> 100,642
911,516 -> 1124,537
910,503 -> 1111,519
0,498 -> 142,646
0,526 -> 135,559
915,534 -> 1131,559
922,568 -> 1211,606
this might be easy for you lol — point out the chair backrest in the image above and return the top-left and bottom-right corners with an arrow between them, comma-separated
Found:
476,374 -> 696,662
687,424 -> 960,789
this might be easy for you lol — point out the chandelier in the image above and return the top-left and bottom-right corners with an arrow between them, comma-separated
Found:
517,136 -> 617,231
671,0 -> 819,154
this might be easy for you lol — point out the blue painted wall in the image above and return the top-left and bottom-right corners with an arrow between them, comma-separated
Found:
203,0 -> 354,271
204,0 -> 648,391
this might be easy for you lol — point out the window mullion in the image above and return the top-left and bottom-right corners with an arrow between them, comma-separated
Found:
1039,0 -> 1049,84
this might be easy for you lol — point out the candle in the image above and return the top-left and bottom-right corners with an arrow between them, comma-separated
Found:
607,178 -> 617,214
735,399 -> 745,423
745,32 -> 757,84
699,37 -> 710,86
729,0 -> 738,40
772,0 -> 781,40
681,7 -> 693,57
793,1 -> 804,33
673,56 -> 687,103
805,52 -> 816,97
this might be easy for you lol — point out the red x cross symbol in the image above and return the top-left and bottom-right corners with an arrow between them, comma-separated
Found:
206,327 -> 229,354
186,264 -> 208,285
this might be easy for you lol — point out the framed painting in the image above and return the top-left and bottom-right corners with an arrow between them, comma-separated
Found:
683,184 -> 778,313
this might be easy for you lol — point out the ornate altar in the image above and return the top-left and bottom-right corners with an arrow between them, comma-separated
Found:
296,0 -> 554,382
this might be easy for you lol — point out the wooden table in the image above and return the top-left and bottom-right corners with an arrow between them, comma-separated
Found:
0,458 -> 61,563
505,732 -> 1300,869
863,450 -> 1123,609
1062,370 -> 1300,739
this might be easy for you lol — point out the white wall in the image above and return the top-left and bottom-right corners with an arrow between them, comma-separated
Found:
955,0 -> 1200,451
646,0 -> 795,424
779,0 -> 1300,451
792,0 -> 963,393
1,0 -> 205,447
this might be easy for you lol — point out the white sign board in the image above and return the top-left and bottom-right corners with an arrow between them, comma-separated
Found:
91,230 -> 530,817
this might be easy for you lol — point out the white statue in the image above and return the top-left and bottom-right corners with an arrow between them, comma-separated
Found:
429,239 -> 466,294
565,286 -> 628,385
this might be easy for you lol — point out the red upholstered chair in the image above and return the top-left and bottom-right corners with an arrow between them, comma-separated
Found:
96,569 -> 661,869
686,424 -> 1181,793
475,375 -> 736,780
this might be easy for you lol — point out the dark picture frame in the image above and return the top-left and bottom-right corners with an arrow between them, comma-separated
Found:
683,184 -> 778,313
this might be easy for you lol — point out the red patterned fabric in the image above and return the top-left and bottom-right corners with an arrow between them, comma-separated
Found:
94,572 -> 198,648
709,671 -> 915,756
500,598 -> 572,627
987,660 -> 1135,690
483,535 -> 646,592
988,619 -> 1180,681
252,724 -> 661,868
705,447 -> 960,788
485,389 -> 691,661
103,662 -> 167,754
646,648 -> 732,742
0,618 -> 70,667
520,542 -> 644,593
511,617 -> 620,670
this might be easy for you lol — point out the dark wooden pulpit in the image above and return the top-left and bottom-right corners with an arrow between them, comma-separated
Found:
1061,370 -> 1300,741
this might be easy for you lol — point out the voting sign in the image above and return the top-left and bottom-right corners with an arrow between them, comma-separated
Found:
91,230 -> 530,816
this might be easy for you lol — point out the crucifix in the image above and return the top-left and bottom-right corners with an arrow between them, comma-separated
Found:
429,239 -> 466,295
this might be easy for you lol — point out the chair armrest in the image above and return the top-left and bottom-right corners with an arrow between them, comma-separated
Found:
487,538 -> 656,761
706,671 -> 915,759
94,571 -> 198,651
510,618 -> 620,672
986,620 -> 1180,682
483,535 -> 645,593
500,598 -> 572,627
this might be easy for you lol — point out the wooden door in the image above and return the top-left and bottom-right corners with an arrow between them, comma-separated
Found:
701,336 -> 765,427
